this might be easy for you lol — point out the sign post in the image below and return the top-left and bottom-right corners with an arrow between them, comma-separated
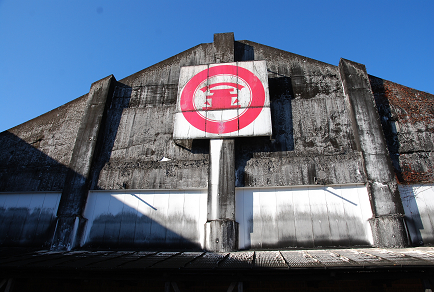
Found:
174,59 -> 271,251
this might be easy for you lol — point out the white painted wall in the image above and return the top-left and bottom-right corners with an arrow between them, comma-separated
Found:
236,185 -> 373,249
82,190 -> 207,249
0,192 -> 61,246
82,185 -> 373,250
399,184 -> 434,246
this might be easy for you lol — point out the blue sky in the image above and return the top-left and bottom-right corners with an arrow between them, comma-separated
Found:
0,0 -> 433,132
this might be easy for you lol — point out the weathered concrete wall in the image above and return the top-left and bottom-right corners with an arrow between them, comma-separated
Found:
0,95 -> 88,192
3,33 -> 432,250
238,151 -> 365,187
339,59 -> 408,248
370,76 -> 434,184
86,36 -> 369,250
370,77 -> 433,247
232,41 -> 363,187
2,35 -> 426,193
92,39 -> 365,190
0,77 -> 116,248
52,75 -> 117,250
87,82 -> 204,190
91,44 -> 218,190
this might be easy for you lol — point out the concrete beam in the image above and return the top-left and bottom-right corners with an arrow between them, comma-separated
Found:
207,139 -> 236,221
205,33 -> 238,252
205,220 -> 238,252
51,75 -> 116,250
205,139 -> 238,252
213,32 -> 234,63
339,59 -> 408,248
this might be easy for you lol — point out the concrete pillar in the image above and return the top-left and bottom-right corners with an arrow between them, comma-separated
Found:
205,139 -> 238,251
213,32 -> 234,63
205,33 -> 238,252
339,59 -> 409,248
51,75 -> 116,251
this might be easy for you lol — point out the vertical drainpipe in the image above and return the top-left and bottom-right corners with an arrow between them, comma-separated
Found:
339,59 -> 409,248
51,75 -> 116,251
204,33 -> 239,252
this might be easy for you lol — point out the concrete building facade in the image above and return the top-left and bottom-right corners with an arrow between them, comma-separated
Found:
1,33 -> 434,291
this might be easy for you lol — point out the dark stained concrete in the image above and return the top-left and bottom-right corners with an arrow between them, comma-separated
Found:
52,75 -> 116,250
370,76 -> 434,184
339,59 -> 408,248
205,33 -> 238,252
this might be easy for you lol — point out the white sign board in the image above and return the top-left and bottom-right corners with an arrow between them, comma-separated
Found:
173,61 -> 272,139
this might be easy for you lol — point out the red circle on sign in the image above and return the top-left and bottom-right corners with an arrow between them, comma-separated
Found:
180,65 -> 265,134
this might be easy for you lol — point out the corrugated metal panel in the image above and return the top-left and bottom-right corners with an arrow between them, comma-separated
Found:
255,251 -> 287,269
52,251 -> 121,268
84,251 -> 141,269
280,251 -> 324,268
151,252 -> 204,269
304,250 -> 356,267
185,252 -> 228,269
4,251 -> 92,268
2,248 -> 434,271
362,249 -> 434,266
114,252 -> 157,269
332,249 -> 389,266
119,252 -> 179,269
82,186 -> 373,250
218,251 -> 254,269
397,249 -> 434,265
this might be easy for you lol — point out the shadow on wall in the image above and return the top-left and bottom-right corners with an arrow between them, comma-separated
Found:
370,76 -> 431,246
399,185 -> 432,246
369,76 -> 403,181
0,131 -> 71,192
0,82 -> 204,250
82,191 -> 205,250
89,83 -> 132,190
0,131 -> 68,246
234,41 -> 295,186
86,213 -> 201,250
235,41 -> 254,62
0,129 -> 372,251
235,74 -> 295,187
0,130 -> 205,250
236,186 -> 372,250
0,204 -> 58,247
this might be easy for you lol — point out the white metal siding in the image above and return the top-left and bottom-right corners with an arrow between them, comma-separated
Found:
0,193 -> 61,246
235,185 -> 373,249
82,190 -> 207,248
399,184 -> 434,245
82,185 -> 373,250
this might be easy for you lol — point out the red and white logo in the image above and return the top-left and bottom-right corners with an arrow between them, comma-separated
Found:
174,61 -> 271,139
180,64 -> 265,134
